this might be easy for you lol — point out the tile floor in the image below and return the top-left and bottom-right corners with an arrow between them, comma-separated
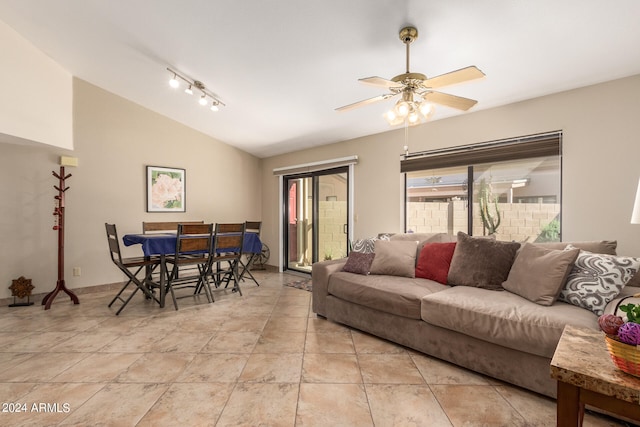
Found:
0,271 -> 634,426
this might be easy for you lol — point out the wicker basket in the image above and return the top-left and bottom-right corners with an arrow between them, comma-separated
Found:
605,335 -> 640,377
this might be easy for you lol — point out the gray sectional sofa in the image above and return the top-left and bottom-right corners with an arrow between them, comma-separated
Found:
312,232 -> 639,398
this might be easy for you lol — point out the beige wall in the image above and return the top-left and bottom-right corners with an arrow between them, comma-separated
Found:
0,20 -> 72,149
261,74 -> 640,266
0,79 -> 261,299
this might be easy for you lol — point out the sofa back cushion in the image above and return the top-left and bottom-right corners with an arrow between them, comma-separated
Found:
389,232 -> 457,262
534,240 -> 617,255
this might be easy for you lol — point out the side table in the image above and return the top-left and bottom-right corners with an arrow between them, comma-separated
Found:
550,325 -> 640,426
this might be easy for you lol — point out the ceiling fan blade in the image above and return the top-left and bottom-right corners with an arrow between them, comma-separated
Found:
358,76 -> 403,88
423,91 -> 478,111
335,93 -> 396,112
423,66 -> 485,89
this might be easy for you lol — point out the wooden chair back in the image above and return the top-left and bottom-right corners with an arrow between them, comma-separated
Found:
216,223 -> 245,234
143,220 -> 204,234
245,221 -> 262,236
214,223 -> 246,255
105,223 -> 124,264
175,223 -> 214,255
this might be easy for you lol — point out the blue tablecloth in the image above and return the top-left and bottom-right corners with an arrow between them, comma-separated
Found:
123,232 -> 262,256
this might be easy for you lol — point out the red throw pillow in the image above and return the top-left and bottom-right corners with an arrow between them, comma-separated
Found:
415,242 -> 457,284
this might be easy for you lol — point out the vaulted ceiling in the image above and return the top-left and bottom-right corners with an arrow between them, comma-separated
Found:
1,0 -> 639,157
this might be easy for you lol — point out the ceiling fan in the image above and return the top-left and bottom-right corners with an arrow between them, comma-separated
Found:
336,26 -> 485,126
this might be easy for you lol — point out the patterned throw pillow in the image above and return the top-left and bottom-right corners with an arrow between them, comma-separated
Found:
350,238 -> 377,254
342,252 -> 376,275
558,246 -> 640,315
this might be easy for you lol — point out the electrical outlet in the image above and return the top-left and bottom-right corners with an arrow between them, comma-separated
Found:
72,267 -> 81,276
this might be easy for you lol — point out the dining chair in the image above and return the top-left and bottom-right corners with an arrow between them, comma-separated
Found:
142,220 -> 204,234
208,222 -> 246,298
239,220 -> 262,286
105,223 -> 162,315
164,223 -> 215,310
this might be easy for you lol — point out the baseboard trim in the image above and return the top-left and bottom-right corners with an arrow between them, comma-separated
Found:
1,281 -> 125,307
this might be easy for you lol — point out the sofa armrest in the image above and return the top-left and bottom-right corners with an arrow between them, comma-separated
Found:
312,259 -> 347,317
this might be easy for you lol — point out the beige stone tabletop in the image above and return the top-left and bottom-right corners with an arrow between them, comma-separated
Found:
550,325 -> 640,404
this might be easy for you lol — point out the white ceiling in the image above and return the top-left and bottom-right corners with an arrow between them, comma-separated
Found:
1,0 -> 640,158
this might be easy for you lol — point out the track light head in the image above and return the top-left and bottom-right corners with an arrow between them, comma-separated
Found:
169,74 -> 179,88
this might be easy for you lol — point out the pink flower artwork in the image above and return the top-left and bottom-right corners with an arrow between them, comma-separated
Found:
147,167 -> 185,212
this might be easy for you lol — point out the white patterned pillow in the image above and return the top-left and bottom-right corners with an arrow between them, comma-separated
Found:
558,246 -> 640,315
351,237 -> 377,254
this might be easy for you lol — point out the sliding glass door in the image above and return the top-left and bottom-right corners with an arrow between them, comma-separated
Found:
284,168 -> 349,273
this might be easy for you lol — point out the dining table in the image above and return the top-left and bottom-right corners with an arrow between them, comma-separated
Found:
122,232 -> 262,308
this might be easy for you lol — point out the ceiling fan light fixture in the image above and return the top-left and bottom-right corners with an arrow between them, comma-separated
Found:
395,101 -> 410,117
335,26 -> 484,127
419,100 -> 434,118
408,110 -> 420,125
384,110 -> 403,126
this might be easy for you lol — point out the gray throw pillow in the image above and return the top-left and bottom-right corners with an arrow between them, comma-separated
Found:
369,240 -> 418,278
558,246 -> 640,315
447,232 -> 521,290
502,243 -> 580,305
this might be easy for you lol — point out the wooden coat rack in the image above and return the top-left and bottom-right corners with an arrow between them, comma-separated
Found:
42,166 -> 79,310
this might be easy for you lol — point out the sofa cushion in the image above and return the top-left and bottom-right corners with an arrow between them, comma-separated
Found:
502,243 -> 580,306
369,240 -> 418,278
342,252 -> 375,275
415,242 -> 457,285
447,232 -> 520,290
420,286 -> 598,358
558,247 -> 640,316
328,271 -> 446,319
535,240 -> 617,255
390,232 -> 457,260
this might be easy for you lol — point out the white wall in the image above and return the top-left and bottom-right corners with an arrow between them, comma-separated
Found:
0,79 -> 261,300
261,74 -> 640,264
0,19 -> 72,149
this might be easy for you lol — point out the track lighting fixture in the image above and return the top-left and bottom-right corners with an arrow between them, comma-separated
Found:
166,67 -> 225,111
169,73 -> 179,88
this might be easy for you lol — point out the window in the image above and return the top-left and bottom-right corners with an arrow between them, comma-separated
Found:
402,132 -> 562,242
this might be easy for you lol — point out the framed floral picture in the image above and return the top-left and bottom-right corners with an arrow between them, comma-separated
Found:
146,166 -> 186,212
